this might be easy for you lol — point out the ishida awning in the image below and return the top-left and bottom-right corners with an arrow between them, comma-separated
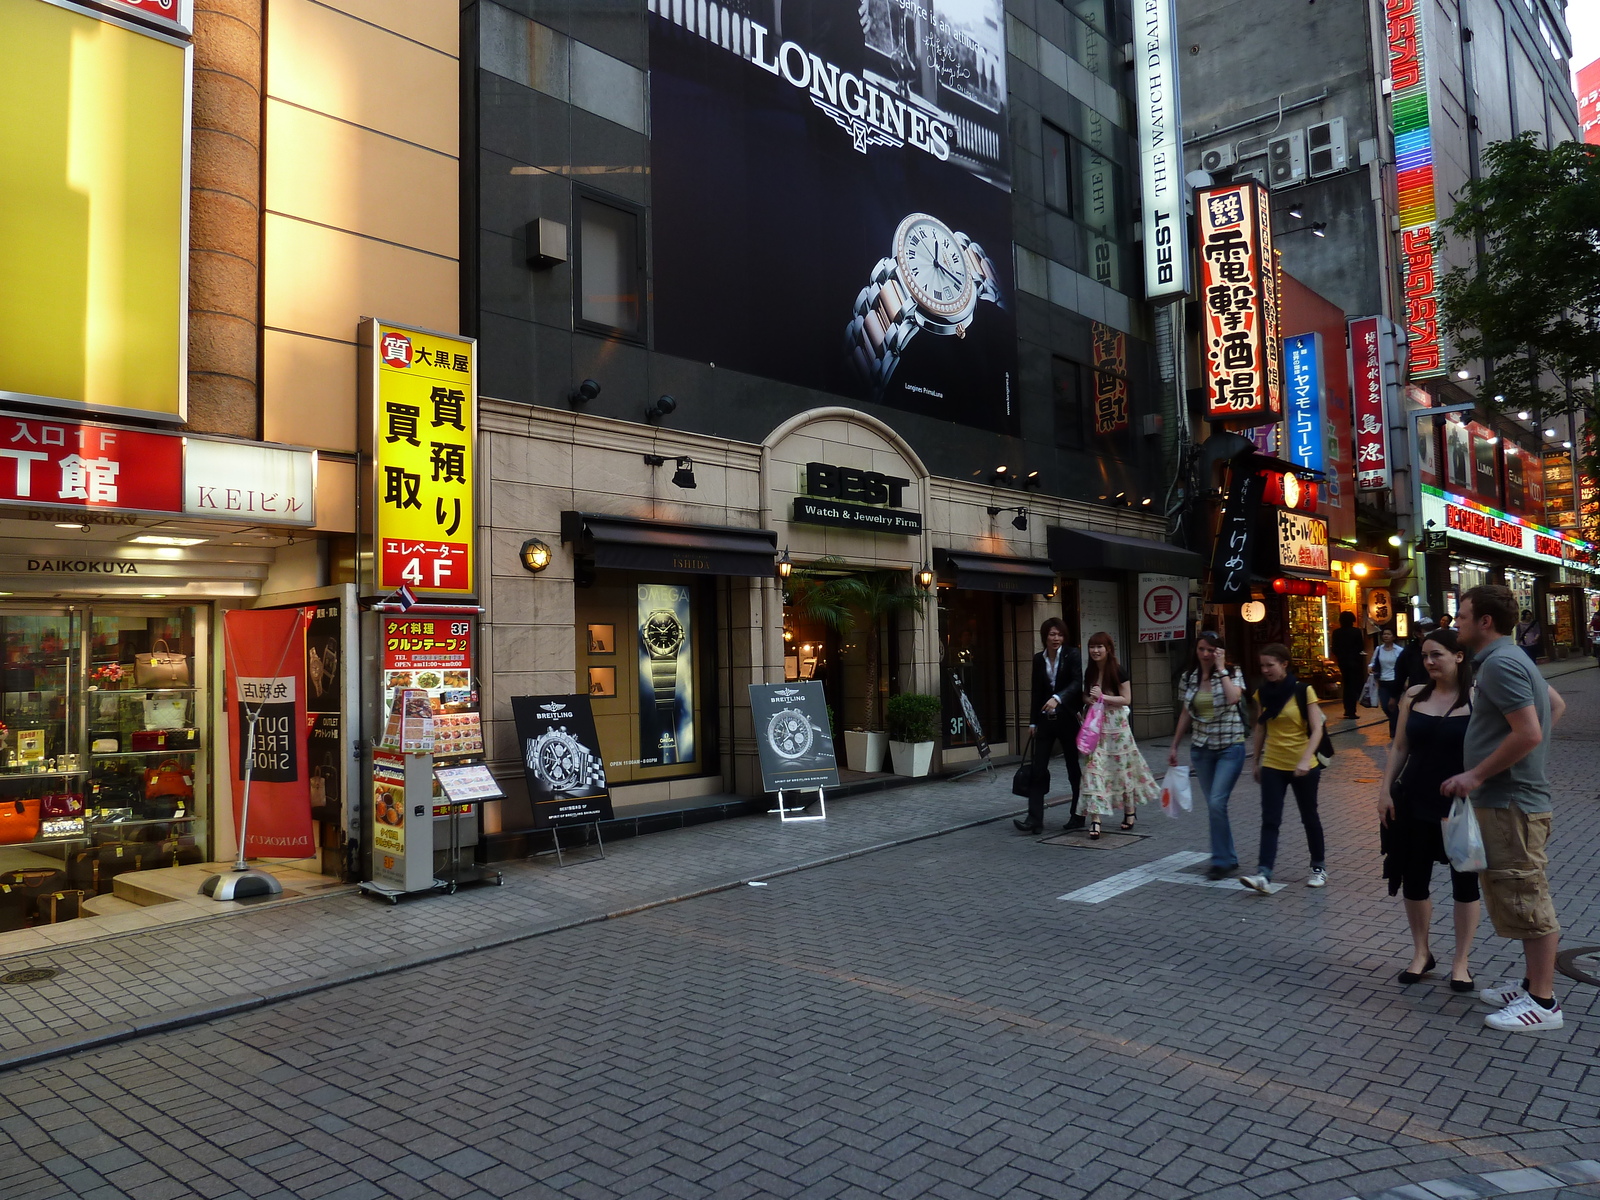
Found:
560,511 -> 778,577
1047,526 -> 1204,577
934,549 -> 1056,594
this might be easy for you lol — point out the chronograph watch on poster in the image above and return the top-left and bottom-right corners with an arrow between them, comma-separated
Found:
846,212 -> 1002,393
765,708 -> 817,761
525,725 -> 606,794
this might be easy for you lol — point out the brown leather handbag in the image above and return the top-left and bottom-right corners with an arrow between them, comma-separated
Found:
134,639 -> 189,687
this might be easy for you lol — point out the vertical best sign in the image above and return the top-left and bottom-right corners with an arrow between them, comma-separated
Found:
361,320 -> 477,597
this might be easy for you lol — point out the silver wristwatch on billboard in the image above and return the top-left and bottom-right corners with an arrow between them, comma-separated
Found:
845,212 -> 1002,391
526,725 -> 605,792
641,609 -> 686,719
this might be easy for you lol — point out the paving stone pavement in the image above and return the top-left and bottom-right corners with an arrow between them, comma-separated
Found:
0,663 -> 1596,1200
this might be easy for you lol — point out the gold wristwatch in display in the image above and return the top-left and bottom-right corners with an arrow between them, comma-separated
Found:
641,608 -> 686,733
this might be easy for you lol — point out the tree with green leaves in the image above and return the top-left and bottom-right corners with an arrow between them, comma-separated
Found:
785,558 -> 928,733
1437,133 -> 1600,458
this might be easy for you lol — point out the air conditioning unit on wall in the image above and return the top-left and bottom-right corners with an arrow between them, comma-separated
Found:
1307,118 -> 1348,176
1199,144 -> 1236,174
1267,130 -> 1306,188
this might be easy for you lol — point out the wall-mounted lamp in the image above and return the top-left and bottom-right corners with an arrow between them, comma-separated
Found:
1517,410 -> 1530,420
1287,204 -> 1303,220
519,538 -> 553,573
1278,221 -> 1328,238
916,562 -> 935,589
987,505 -> 1027,530
1455,368 -> 1471,380
1352,562 -> 1369,578
989,465 -> 1011,486
671,457 -> 697,489
1021,470 -> 1042,491
569,378 -> 601,407
783,628 -> 794,642
1387,533 -> 1404,548
776,548 -> 793,580
645,394 -> 677,422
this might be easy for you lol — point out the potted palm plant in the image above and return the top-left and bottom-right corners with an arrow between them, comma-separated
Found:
886,692 -> 940,778
786,559 -> 926,773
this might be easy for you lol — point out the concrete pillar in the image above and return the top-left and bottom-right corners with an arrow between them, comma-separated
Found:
186,0 -> 262,437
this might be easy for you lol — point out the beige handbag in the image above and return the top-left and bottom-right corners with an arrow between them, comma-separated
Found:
134,639 -> 189,687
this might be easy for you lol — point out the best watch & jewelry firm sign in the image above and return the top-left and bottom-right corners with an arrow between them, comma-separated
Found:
792,461 -> 922,535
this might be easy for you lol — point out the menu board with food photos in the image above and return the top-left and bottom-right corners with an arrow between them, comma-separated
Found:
380,615 -> 482,758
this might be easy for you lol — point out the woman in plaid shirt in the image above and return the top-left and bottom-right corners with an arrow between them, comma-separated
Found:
1168,632 -> 1249,880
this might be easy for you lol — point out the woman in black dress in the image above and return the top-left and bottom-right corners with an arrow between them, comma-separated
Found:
1376,628 -> 1479,989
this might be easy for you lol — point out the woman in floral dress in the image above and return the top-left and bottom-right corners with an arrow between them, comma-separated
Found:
1079,631 -> 1159,839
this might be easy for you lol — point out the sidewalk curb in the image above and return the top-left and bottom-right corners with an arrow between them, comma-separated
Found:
0,800 -> 1040,1075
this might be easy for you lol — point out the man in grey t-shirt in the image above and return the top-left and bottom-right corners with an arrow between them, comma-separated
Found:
1443,584 -> 1568,1033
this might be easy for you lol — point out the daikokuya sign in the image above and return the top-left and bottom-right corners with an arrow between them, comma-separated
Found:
1385,0 -> 1444,378
1132,0 -> 1187,301
1421,486 -> 1588,567
1197,181 -> 1282,427
647,0 -> 1017,433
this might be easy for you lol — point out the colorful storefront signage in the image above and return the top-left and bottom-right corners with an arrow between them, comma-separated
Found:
1197,181 -> 1282,427
183,439 -> 316,524
380,615 -> 481,758
1274,510 -> 1331,577
363,320 -> 477,597
1209,469 -> 1265,604
1137,574 -> 1187,642
1385,0 -> 1444,378
1091,322 -> 1129,435
1421,485 -> 1588,566
1349,317 -> 1391,489
1284,333 -> 1324,473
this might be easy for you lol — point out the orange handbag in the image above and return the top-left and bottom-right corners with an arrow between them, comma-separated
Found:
143,759 -> 194,802
0,799 -> 42,845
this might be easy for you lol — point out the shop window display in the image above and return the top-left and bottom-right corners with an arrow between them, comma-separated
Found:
0,607 -> 206,933
937,589 -> 1005,751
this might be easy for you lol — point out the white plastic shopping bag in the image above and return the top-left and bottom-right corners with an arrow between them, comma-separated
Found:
1159,765 -> 1191,819
1359,676 -> 1379,709
1442,797 -> 1487,873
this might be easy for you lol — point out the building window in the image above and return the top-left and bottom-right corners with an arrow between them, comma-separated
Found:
1052,356 -> 1085,449
576,193 -> 644,337
1042,122 -> 1072,215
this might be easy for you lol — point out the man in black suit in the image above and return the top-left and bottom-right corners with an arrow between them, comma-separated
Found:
1015,616 -> 1084,834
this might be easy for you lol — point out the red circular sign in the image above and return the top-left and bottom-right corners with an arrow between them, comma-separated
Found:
1143,585 -> 1184,625
380,331 -> 413,369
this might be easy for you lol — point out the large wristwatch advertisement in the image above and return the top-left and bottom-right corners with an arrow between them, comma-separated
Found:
510,695 -> 613,828
637,584 -> 694,768
648,0 -> 1017,434
748,681 -> 839,793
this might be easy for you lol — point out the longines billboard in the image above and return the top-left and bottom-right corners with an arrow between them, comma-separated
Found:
649,0 -> 1018,435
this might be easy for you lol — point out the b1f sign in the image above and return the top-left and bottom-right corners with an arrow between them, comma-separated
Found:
1285,334 -> 1325,473
1133,0 -> 1188,300
1138,573 -> 1188,642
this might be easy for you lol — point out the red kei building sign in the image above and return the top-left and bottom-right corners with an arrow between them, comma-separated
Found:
0,416 -> 183,514
1197,181 -> 1282,427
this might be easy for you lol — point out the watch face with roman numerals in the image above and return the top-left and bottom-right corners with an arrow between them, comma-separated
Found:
643,610 -> 684,655
893,213 -> 973,318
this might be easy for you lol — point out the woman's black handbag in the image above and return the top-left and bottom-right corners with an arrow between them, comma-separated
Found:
1011,736 -> 1044,797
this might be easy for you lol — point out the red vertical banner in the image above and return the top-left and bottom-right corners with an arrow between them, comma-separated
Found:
223,609 -> 315,859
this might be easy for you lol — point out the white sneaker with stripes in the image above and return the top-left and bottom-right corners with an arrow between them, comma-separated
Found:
1477,979 -> 1527,1008
1483,995 -> 1563,1032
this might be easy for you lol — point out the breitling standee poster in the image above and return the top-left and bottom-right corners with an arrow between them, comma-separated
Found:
649,0 -> 1018,434
748,681 -> 839,793
511,695 -> 614,828
637,584 -> 695,768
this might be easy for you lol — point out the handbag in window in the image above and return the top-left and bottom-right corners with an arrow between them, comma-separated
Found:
0,799 -> 42,846
142,695 -> 189,731
134,640 -> 189,687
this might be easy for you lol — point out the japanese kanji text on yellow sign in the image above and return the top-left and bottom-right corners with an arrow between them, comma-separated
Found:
362,320 -> 476,597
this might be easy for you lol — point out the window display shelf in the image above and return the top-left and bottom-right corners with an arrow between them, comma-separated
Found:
88,815 -> 196,830
89,749 -> 199,760
88,687 -> 197,695
0,769 -> 89,778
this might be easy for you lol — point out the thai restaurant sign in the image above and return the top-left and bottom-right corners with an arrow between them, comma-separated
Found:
360,320 -> 478,597
1197,181 -> 1282,428
1385,0 -> 1444,378
1349,317 -> 1391,489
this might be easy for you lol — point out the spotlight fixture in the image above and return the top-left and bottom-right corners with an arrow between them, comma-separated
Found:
1455,368 -> 1470,380
776,547 -> 793,580
989,465 -> 1011,486
1544,428 -> 1557,438
1021,470 -> 1043,491
1493,394 -> 1505,403
569,378 -> 601,407
1517,411 -> 1531,420
1311,222 -> 1327,237
1562,440 -> 1573,449
1387,533 -> 1404,548
1011,509 -> 1028,531
519,538 -> 553,573
916,562 -> 935,589
1288,204 -> 1303,220
671,456 -> 697,489
1140,497 -> 1153,506
645,394 -> 678,422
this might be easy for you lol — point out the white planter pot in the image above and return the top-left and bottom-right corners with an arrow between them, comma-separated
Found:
888,740 -> 934,778
843,729 -> 887,773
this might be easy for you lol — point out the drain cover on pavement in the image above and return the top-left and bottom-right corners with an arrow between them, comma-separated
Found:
1557,946 -> 1600,987
0,968 -> 60,985
1039,830 -> 1149,849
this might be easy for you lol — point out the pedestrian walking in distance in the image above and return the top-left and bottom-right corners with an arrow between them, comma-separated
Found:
1394,615 -> 1437,690
1330,610 -> 1367,720
1168,631 -> 1249,880
1240,644 -> 1328,893
1514,609 -> 1542,661
1443,585 -> 1569,1033
1015,616 -> 1082,835
1377,627 -> 1479,990
1370,626 -> 1405,737
1078,632 -> 1156,840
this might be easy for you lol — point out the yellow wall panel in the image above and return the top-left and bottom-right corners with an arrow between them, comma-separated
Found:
263,214 -> 457,344
267,0 -> 457,156
265,100 -> 457,258
262,328 -> 358,453
313,0 -> 459,53
313,457 -> 357,534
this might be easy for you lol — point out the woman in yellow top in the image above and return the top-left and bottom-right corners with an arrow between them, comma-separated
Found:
1239,643 -> 1328,894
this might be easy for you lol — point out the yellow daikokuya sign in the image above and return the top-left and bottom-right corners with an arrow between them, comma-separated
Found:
0,0 -> 190,419
360,319 -> 476,597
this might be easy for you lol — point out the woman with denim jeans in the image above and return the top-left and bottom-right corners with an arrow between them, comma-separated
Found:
1167,632 -> 1248,881
1240,643 -> 1328,894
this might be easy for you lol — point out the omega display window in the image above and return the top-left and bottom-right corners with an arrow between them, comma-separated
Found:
0,604 -> 208,930
574,573 -> 716,787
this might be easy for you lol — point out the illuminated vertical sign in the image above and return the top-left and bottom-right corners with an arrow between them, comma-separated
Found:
1285,333 -> 1324,473
1578,59 -> 1600,146
1197,180 -> 1281,426
1349,317 -> 1391,489
1133,0 -> 1188,300
1386,0 -> 1444,378
360,319 -> 477,597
